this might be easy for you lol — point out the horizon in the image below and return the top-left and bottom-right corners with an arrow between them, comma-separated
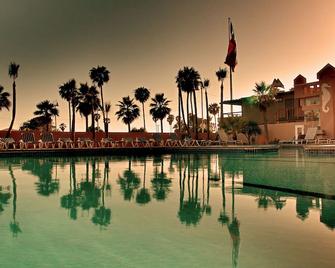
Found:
0,0 -> 335,132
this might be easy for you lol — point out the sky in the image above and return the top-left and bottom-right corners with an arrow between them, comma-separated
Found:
0,0 -> 335,132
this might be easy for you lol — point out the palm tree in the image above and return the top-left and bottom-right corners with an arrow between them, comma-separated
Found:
105,102 -> 111,133
115,96 -> 140,132
77,83 -> 92,131
134,87 -> 150,130
252,81 -> 278,143
33,100 -> 59,131
0,85 -> 11,112
86,85 -> 100,138
202,79 -> 210,139
242,121 -> 261,144
6,62 -> 20,137
216,67 -> 227,123
59,123 -> 66,132
208,103 -> 220,131
59,79 -> 77,133
149,93 -> 171,133
167,114 -> 174,133
176,67 -> 201,138
89,66 -> 110,136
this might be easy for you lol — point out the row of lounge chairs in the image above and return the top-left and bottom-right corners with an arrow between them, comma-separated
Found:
279,127 -> 335,145
0,131 -> 250,150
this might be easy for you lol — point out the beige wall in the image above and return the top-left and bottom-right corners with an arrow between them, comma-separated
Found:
257,121 -> 319,143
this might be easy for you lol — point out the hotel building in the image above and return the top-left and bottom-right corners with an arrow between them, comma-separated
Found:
227,63 -> 335,142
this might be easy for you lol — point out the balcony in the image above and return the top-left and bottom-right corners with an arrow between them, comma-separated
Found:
276,108 -> 304,123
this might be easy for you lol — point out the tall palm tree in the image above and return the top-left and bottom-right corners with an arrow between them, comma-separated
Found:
115,96 -> 140,132
208,103 -> 220,132
6,62 -> 20,137
89,66 -> 110,136
59,79 -> 76,132
202,79 -> 210,139
77,83 -> 92,131
33,100 -> 59,131
85,85 -> 100,139
104,102 -> 111,134
167,114 -> 174,133
0,85 -> 11,112
134,87 -> 150,131
176,67 -> 201,138
252,81 -> 278,143
149,93 -> 171,133
216,67 -> 227,123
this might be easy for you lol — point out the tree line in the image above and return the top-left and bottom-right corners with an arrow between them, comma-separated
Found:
0,62 -> 277,142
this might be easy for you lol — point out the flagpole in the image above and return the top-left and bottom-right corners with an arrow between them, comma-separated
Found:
228,18 -> 233,116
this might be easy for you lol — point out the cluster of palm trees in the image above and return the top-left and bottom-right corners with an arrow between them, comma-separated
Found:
0,60 -> 277,142
176,66 -> 229,139
58,66 -> 110,139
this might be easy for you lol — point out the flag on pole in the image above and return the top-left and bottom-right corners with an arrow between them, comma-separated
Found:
225,21 -> 237,71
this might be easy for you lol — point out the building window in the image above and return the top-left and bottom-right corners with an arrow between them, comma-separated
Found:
304,109 -> 320,122
304,96 -> 320,106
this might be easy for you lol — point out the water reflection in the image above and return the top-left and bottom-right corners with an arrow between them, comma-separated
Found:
0,154 -> 334,241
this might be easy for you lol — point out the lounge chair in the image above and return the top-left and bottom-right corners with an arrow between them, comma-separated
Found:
279,127 -> 318,144
57,137 -> 74,148
19,132 -> 37,149
77,137 -> 94,148
99,137 -> 116,148
165,133 -> 180,147
180,136 -> 200,146
150,133 -> 164,146
39,132 -> 56,148
136,137 -> 152,147
1,137 -> 16,149
121,138 -> 136,147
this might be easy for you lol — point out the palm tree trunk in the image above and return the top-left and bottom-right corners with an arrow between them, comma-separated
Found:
205,89 -> 210,140
220,82 -> 224,127
91,110 -> 96,140
71,103 -> 76,141
85,116 -> 89,132
128,123 -> 130,132
178,88 -> 190,135
263,110 -> 269,144
193,90 -> 199,139
201,87 -> 204,120
6,81 -> 16,137
99,85 -> 107,134
68,101 -> 72,132
160,119 -> 163,134
178,92 -> 181,132
186,92 -> 190,130
190,91 -> 194,129
142,103 -> 146,130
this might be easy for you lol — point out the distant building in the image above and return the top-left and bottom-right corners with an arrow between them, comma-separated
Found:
225,63 -> 335,141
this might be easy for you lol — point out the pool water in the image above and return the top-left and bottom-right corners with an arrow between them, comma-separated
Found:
0,149 -> 335,267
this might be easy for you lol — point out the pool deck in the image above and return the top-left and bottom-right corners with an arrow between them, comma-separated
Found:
304,144 -> 335,155
0,144 -> 279,157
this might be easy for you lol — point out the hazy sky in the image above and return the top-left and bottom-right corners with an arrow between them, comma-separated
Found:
0,0 -> 335,132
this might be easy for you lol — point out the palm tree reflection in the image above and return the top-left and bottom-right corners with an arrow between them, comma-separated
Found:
151,156 -> 171,201
178,155 -> 203,226
22,159 -> 59,196
136,158 -> 151,205
118,159 -> 140,201
9,165 -> 22,237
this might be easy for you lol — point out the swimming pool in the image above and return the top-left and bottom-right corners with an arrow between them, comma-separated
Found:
0,149 -> 334,267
